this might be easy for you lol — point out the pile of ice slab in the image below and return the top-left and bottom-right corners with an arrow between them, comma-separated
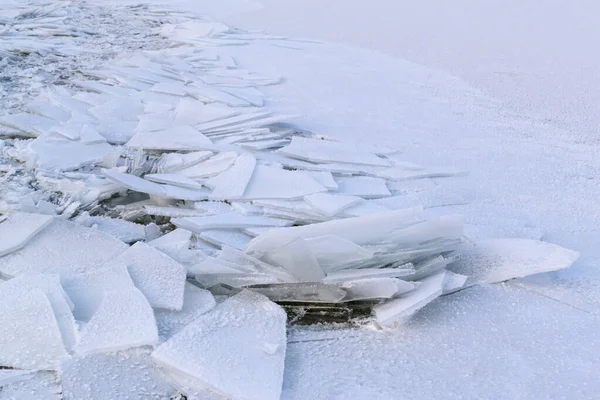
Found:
0,212 -> 287,399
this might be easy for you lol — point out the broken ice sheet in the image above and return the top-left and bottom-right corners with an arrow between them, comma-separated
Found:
74,212 -> 146,243
205,153 -> 256,200
0,274 -> 78,352
113,242 -> 187,311
152,291 -> 287,400
278,136 -> 391,166
28,133 -> 114,170
102,168 -> 167,197
247,282 -> 347,303
144,173 -> 204,190
245,207 -> 422,255
126,125 -> 214,151
154,150 -> 213,173
61,263 -> 136,321
0,212 -> 53,257
199,229 -> 253,250
373,271 -> 447,326
155,283 -> 216,342
73,288 -> 158,356
173,212 -> 293,233
335,176 -> 391,198
341,278 -> 417,301
0,289 -> 69,370
0,371 -> 60,400
304,193 -> 362,217
263,237 -> 325,281
241,165 -> 327,200
60,348 -> 176,400
449,238 -> 580,286
322,266 -> 416,283
0,219 -> 128,279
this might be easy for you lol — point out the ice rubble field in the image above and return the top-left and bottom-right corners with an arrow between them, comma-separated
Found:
0,1 -> 594,399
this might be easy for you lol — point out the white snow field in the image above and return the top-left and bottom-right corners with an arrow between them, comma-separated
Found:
0,0 -> 598,399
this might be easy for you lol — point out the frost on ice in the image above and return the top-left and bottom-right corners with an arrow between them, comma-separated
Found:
0,1 -> 582,399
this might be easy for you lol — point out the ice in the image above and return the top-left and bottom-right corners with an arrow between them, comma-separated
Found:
0,370 -> 35,387
147,228 -> 193,261
154,151 -> 213,173
242,165 -> 327,200
28,134 -> 114,170
0,289 -> 69,370
450,238 -> 580,286
0,113 -> 56,138
189,257 -> 253,275
74,212 -> 146,243
152,291 -> 287,400
196,272 -> 281,288
340,199 -> 391,217
341,277 -> 416,301
0,372 -> 59,400
25,99 -> 71,122
61,263 -> 136,321
126,125 -> 213,151
240,138 -> 289,150
144,173 -> 204,190
102,168 -> 167,197
373,271 -> 446,326
335,176 -> 391,198
304,193 -> 362,217
245,207 -> 422,254
113,242 -> 187,311
79,125 -> 107,144
178,152 -> 237,178
442,270 -> 469,294
161,183 -> 211,201
248,282 -> 347,303
143,205 -> 207,217
73,288 -> 158,356
173,212 -> 293,232
0,212 -> 53,257
263,238 -> 325,281
0,219 -> 128,279
279,136 -> 390,166
199,230 -> 253,250
205,154 -> 256,199
174,98 -> 240,125
155,283 -> 216,341
88,98 -> 143,123
0,274 -> 78,352
322,266 -> 416,283
60,349 -> 176,400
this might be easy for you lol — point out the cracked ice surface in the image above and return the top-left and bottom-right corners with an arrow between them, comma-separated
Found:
0,1 -> 582,399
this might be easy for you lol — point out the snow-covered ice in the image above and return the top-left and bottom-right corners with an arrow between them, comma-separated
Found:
152,290 -> 287,400
0,212 -> 53,257
112,242 -> 187,310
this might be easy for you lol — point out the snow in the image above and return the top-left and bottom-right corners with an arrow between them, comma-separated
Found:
112,242 -> 187,311
0,212 -> 53,257
152,290 -> 287,400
